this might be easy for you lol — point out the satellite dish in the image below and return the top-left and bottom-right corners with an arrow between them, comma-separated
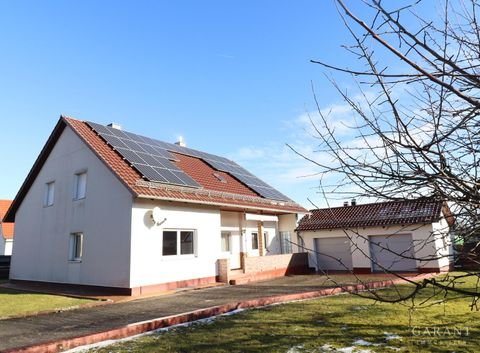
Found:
151,207 -> 163,225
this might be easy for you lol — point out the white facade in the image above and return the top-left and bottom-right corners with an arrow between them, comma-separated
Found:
299,219 -> 452,272
130,200 -> 221,288
10,127 -> 133,288
10,125 -> 304,291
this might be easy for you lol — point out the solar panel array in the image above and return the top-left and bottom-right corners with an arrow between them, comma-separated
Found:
87,122 -> 291,201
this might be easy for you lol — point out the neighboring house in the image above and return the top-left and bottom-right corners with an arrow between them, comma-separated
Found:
0,200 -> 14,255
4,116 -> 307,295
296,199 -> 454,273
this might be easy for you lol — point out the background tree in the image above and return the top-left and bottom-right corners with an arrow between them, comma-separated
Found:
291,0 -> 480,305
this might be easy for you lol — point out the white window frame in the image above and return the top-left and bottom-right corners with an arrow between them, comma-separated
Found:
221,231 -> 231,253
44,181 -> 55,207
162,229 -> 197,257
69,232 -> 83,262
73,171 -> 87,200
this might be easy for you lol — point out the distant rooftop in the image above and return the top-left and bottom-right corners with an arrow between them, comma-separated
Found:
0,200 -> 14,239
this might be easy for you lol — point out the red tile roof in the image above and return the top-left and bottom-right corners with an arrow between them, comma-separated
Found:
172,152 -> 259,197
0,200 -> 14,239
67,117 -> 306,213
4,116 -> 305,222
296,199 -> 447,231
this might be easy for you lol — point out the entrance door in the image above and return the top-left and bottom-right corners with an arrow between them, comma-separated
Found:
222,231 -> 242,269
369,234 -> 417,272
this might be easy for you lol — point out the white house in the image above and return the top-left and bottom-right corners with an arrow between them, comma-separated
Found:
296,199 -> 454,274
4,116 -> 307,295
0,200 -> 14,256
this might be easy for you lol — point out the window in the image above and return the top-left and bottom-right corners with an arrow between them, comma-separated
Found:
162,230 -> 195,256
221,232 -> 231,252
213,173 -> 227,183
73,172 -> 87,200
44,182 -> 55,206
251,232 -> 259,250
181,231 -> 194,254
69,233 -> 83,261
280,231 -> 293,254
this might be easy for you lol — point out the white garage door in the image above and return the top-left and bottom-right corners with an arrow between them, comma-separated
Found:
369,234 -> 417,272
314,237 -> 353,271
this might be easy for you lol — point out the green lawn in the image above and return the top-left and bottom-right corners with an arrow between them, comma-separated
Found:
86,273 -> 479,353
0,287 -> 94,319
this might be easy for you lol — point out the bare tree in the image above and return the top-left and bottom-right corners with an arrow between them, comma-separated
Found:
290,0 -> 480,304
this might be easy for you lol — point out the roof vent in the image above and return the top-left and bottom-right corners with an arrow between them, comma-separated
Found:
107,123 -> 122,130
351,199 -> 357,206
175,136 -> 186,147
343,201 -> 349,207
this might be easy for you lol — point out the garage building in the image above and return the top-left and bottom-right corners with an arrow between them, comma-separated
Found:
296,199 -> 454,274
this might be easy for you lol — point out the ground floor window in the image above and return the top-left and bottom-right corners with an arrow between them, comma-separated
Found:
251,232 -> 259,250
163,230 -> 195,256
279,231 -> 293,254
221,232 -> 231,252
69,233 -> 83,261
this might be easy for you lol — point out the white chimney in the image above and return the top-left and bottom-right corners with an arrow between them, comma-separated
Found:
107,123 -> 122,130
175,136 -> 186,147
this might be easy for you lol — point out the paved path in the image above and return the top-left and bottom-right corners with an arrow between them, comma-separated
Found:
0,274 -> 406,352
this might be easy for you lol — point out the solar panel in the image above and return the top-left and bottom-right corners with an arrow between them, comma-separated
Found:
87,122 -> 199,188
114,148 -> 148,164
86,121 -> 291,200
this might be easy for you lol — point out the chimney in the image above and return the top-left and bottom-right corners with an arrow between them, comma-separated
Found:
351,198 -> 357,206
343,201 -> 349,207
107,122 -> 122,130
175,136 -> 186,147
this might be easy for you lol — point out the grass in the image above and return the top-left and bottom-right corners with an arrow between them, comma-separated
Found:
0,287 -> 94,319
85,273 -> 480,353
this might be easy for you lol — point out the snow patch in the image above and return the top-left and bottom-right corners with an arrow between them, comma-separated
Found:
383,332 -> 401,340
353,339 -> 372,346
287,344 -> 304,353
336,347 -> 371,353
64,309 -> 246,353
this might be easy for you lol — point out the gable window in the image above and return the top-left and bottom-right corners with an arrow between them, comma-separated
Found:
69,233 -> 83,261
44,182 -> 55,207
73,172 -> 87,200
251,232 -> 259,250
162,230 -> 195,256
221,232 -> 231,252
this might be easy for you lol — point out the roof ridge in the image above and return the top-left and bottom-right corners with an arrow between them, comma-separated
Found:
309,197 -> 440,212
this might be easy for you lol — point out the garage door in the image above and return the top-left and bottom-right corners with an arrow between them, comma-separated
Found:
369,234 -> 417,272
314,237 -> 352,271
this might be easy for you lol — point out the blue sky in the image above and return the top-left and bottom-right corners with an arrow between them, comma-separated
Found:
0,0 -> 378,208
